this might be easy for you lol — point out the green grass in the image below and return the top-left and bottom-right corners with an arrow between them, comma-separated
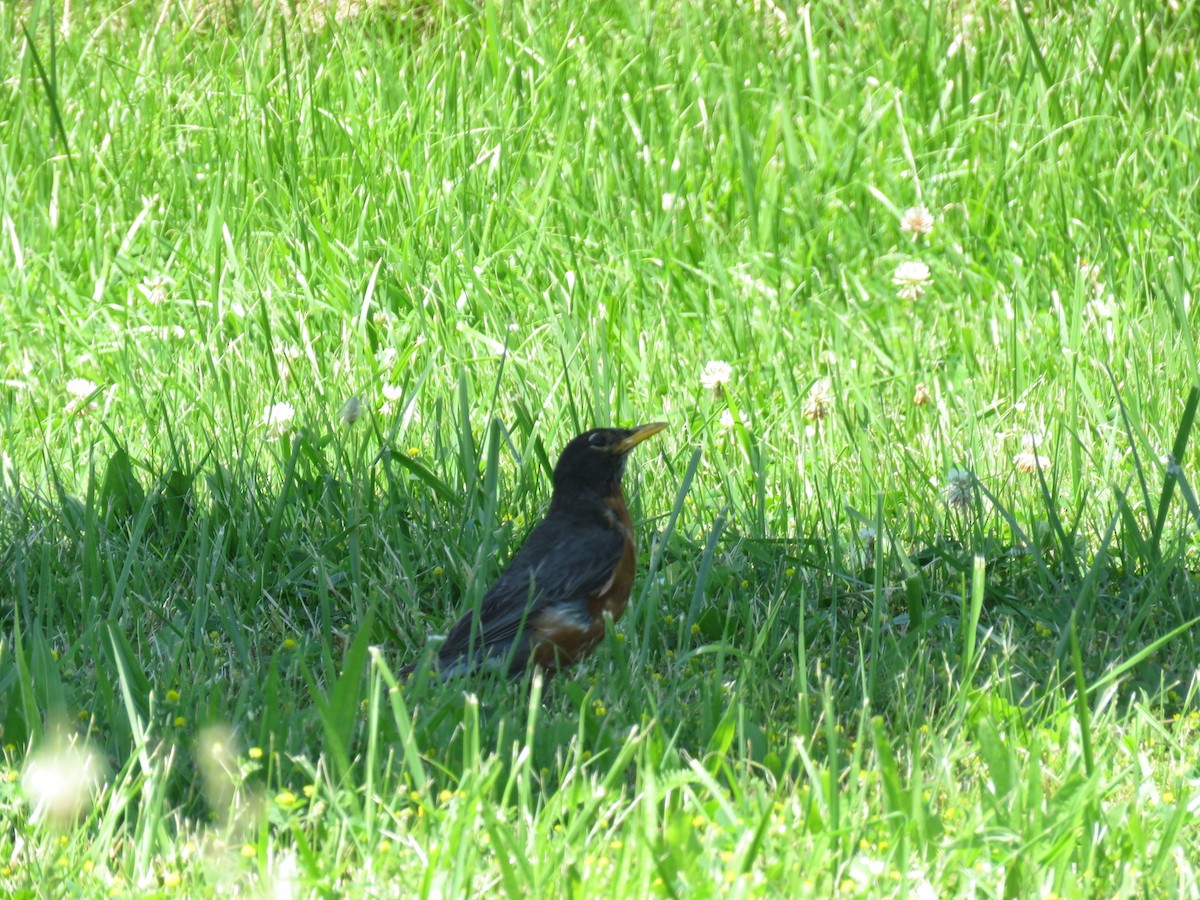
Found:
3,0 -> 1200,895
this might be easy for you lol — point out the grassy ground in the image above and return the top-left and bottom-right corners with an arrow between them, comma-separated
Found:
3,0 -> 1200,895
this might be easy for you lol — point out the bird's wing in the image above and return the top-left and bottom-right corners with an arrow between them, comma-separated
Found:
437,518 -> 626,667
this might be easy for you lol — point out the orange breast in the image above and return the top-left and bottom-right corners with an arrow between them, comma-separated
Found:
528,493 -> 638,673
528,609 -> 606,671
589,497 -> 636,623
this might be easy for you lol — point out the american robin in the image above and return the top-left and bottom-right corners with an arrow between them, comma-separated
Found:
411,422 -> 666,679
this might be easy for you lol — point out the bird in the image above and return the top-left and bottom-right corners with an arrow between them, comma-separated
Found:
410,422 -> 666,680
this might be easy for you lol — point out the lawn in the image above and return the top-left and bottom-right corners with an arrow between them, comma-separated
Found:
2,0 -> 1200,896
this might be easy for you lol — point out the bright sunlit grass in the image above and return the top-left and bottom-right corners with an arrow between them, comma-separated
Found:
2,0 -> 1200,895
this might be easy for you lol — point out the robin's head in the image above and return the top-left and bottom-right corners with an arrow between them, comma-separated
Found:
551,422 -> 667,498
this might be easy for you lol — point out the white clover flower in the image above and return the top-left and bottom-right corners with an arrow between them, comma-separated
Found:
1014,433 -> 1050,474
65,378 -> 100,413
66,378 -> 98,399
1013,451 -> 1050,474
1087,297 -> 1115,320
380,383 -> 404,416
262,402 -> 295,436
900,205 -> 934,239
893,260 -> 932,300
700,360 -> 733,392
718,408 -> 746,432
1076,257 -> 1107,299
272,343 -> 302,383
137,274 -> 169,305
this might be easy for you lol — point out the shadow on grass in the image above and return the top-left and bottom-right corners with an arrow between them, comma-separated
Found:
2,393 -> 1199,819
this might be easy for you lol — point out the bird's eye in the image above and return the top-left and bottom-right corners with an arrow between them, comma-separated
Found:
588,432 -> 609,448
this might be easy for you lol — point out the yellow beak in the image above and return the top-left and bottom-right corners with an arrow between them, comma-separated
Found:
613,421 -> 668,453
